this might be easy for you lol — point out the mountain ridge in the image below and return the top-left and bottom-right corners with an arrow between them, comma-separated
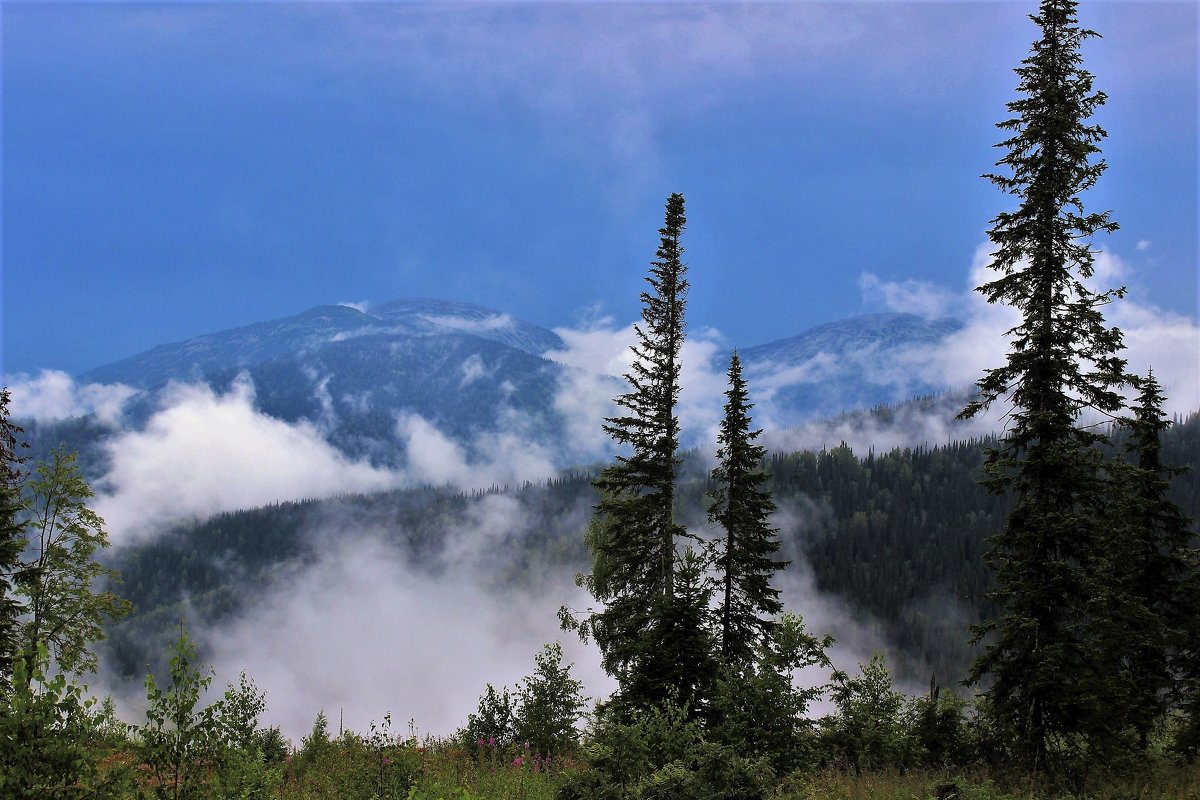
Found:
81,298 -> 564,389
29,300 -> 974,471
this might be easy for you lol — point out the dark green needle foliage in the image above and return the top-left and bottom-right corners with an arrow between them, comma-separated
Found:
709,352 -> 788,669
572,193 -> 692,712
625,547 -> 718,723
0,389 -> 29,684
957,0 -> 1129,771
1096,370 -> 1196,752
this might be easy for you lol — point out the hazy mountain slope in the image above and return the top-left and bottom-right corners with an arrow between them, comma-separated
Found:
741,313 -> 962,366
81,299 -> 564,389
741,313 -> 964,416
33,304 -> 972,473
206,331 -> 568,453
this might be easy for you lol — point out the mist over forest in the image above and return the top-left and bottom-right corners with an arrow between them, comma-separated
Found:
3,1 -> 1199,797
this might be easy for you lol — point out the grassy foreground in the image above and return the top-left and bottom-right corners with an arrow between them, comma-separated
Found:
78,733 -> 1200,800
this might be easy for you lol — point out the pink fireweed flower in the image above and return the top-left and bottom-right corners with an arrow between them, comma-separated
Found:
513,756 -> 524,767
476,738 -> 485,748
382,757 -> 391,766
488,736 -> 496,748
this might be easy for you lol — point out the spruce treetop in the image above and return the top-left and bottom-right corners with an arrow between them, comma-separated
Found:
963,0 -> 1127,434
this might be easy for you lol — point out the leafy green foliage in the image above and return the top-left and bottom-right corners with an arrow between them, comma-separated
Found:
956,0 -> 1143,770
462,684 -> 517,750
823,654 -> 907,774
18,446 -> 131,676
623,547 -> 718,724
287,713 -> 421,800
0,641 -> 124,799
905,679 -> 974,769
560,700 -> 774,800
137,630 -> 284,799
1094,371 -> 1199,754
138,629 -> 221,799
515,642 -> 586,757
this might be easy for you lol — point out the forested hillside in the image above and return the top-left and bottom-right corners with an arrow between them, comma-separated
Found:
103,412 -> 1200,688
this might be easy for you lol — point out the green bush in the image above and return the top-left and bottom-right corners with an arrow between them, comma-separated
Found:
514,642 -> 586,758
821,653 -> 908,773
905,680 -> 974,768
0,642 -> 127,799
710,612 -> 832,774
461,683 -> 516,750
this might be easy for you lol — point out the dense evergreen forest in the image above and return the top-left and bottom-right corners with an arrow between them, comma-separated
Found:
4,1 -> 1199,796
101,411 -> 1200,690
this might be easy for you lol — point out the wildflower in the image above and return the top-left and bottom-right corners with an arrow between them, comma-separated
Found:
488,736 -> 496,748
382,757 -> 392,766
513,756 -> 524,767
476,738 -> 485,748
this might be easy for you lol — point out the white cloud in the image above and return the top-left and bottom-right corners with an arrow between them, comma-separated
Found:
95,377 -> 400,544
394,409 -> 558,491
393,412 -> 469,487
546,319 -> 636,458
423,313 -> 514,335
1089,250 -> 1130,292
4,369 -> 138,427
1114,302 -> 1200,415
678,330 -> 732,450
1136,240 -> 1151,252
547,316 -> 731,458
196,505 -> 613,741
762,239 -> 1199,452
546,317 -> 636,377
337,300 -> 371,313
857,272 -> 957,319
458,354 -> 488,388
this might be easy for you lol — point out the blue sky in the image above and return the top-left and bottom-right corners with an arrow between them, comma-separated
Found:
2,1 -> 1196,376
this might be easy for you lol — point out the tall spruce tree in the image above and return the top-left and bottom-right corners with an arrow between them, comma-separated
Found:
957,0 -> 1129,770
1103,370 -> 1196,750
708,352 -> 787,668
0,389 -> 29,684
573,193 -> 692,712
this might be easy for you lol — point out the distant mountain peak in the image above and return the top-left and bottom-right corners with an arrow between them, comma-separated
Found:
741,312 -> 963,366
80,298 -> 563,388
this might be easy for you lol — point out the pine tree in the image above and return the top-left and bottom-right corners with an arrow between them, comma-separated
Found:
957,0 -> 1129,770
625,547 -> 718,721
708,352 -> 787,668
0,389 -> 29,684
1105,370 -> 1196,750
571,193 -> 691,712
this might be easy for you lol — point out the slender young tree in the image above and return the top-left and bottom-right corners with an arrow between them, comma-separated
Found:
708,352 -> 787,668
957,0 -> 1129,770
0,389 -> 28,684
18,447 -> 131,677
571,193 -> 690,711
